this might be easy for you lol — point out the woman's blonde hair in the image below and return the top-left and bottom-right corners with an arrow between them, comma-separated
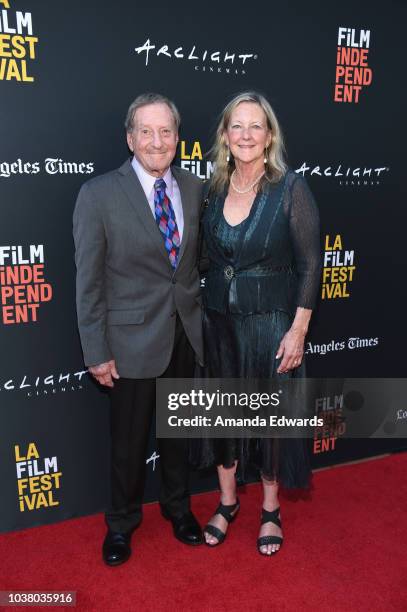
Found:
210,91 -> 287,194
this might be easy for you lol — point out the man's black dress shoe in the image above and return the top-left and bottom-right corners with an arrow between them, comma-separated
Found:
102,530 -> 132,566
161,509 -> 203,545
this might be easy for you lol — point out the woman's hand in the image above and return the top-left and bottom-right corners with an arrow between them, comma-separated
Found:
276,307 -> 312,373
276,328 -> 306,373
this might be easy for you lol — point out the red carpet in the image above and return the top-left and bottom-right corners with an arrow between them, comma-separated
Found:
1,453 -> 406,612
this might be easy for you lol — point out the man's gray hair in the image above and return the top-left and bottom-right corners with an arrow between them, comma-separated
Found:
125,93 -> 181,133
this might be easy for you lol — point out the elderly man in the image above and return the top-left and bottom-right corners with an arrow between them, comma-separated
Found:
73,93 -> 204,565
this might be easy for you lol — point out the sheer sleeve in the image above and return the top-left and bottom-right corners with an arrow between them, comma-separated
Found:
287,175 -> 322,310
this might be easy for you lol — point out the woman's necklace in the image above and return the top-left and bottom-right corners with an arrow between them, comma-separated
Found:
230,169 -> 265,194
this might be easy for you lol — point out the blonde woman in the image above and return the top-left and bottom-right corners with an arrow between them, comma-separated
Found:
196,92 -> 321,555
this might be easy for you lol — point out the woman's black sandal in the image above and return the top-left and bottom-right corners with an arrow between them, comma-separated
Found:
257,507 -> 283,555
203,498 -> 240,546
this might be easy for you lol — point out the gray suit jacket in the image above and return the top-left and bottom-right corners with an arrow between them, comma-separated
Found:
73,159 -> 204,378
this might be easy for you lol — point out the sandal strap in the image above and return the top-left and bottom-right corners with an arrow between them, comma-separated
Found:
261,507 -> 282,528
203,523 -> 226,543
214,498 -> 240,523
258,535 -> 283,547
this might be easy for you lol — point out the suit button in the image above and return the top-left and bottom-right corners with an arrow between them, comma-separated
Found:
170,311 -> 176,317
172,279 -> 177,284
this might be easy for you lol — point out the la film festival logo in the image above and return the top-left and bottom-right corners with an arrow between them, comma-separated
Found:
334,27 -> 373,103
134,38 -> 257,76
0,244 -> 53,324
322,234 -> 355,300
179,140 -> 214,179
0,0 -> 38,83
313,394 -> 345,455
15,442 -> 62,512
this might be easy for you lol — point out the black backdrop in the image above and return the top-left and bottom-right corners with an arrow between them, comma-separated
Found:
1,0 -> 406,532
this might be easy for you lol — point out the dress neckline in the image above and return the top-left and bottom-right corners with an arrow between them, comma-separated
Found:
221,187 -> 261,229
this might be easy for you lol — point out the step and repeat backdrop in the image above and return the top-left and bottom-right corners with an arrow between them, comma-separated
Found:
1,0 -> 406,531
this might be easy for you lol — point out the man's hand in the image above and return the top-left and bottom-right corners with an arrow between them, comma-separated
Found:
89,360 -> 120,387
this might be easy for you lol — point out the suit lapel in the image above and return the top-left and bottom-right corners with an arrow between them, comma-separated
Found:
172,166 -> 191,267
116,159 -> 171,267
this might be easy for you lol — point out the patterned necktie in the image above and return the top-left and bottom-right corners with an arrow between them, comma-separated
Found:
153,178 -> 180,268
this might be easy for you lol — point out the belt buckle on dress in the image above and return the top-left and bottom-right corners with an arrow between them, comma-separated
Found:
224,265 -> 234,280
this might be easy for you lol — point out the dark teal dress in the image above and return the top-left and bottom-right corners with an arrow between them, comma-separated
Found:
194,170 -> 321,488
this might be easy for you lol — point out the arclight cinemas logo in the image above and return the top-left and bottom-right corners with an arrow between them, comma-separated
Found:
0,368 -> 89,398
0,158 -> 94,178
134,38 -> 258,75
295,162 -> 389,187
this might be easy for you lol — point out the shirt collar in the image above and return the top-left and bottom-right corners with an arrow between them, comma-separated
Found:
131,156 -> 174,198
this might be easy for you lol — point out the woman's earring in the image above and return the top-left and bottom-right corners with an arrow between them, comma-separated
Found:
264,148 -> 268,164
226,146 -> 230,163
